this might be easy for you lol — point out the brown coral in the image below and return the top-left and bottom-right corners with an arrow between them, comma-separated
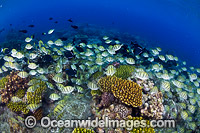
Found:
98,76 -> 142,107
33,108 -> 43,121
98,92 -> 115,108
0,71 -> 29,104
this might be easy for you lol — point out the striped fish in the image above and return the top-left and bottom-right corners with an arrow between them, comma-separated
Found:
54,104 -> 65,116
160,81 -> 170,92
61,86 -> 75,94
27,103 -> 41,112
49,93 -> 60,101
18,71 -> 28,78
11,96 -> 22,103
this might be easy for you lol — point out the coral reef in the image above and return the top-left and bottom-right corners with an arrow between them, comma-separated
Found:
113,104 -> 132,119
0,77 -> 8,89
33,108 -> 43,121
91,71 -> 104,80
127,116 -> 155,133
8,117 -> 27,133
0,71 -> 29,104
15,89 -> 26,99
72,128 -> 95,133
27,81 -> 46,104
136,79 -> 155,92
7,101 -> 29,115
0,71 -> 46,121
97,92 -> 115,108
140,92 -> 164,119
90,90 -> 102,96
92,103 -> 132,120
98,76 -> 142,107
114,65 -> 135,79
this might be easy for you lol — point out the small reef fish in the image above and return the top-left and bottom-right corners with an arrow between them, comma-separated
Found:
48,29 -> 54,34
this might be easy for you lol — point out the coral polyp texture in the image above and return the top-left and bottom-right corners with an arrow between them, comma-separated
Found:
27,81 -> 46,104
7,101 -> 29,114
98,76 -> 142,107
0,71 -> 29,104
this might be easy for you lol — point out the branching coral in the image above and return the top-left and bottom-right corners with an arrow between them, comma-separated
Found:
136,79 -> 155,92
140,92 -> 164,119
0,71 -> 29,104
98,76 -> 142,107
114,65 -> 135,79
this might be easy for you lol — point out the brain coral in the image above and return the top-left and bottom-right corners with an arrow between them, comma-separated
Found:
98,76 -> 142,107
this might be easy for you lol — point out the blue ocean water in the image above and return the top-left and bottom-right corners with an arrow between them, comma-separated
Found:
1,0 -> 200,67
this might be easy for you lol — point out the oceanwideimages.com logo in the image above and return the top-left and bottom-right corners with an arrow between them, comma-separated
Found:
25,116 -> 176,130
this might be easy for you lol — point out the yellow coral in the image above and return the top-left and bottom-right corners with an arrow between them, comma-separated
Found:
72,128 -> 95,133
0,77 -> 8,89
114,65 -> 135,79
7,101 -> 29,114
0,71 -> 30,103
98,76 -> 142,107
15,89 -> 26,98
27,81 -> 46,104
